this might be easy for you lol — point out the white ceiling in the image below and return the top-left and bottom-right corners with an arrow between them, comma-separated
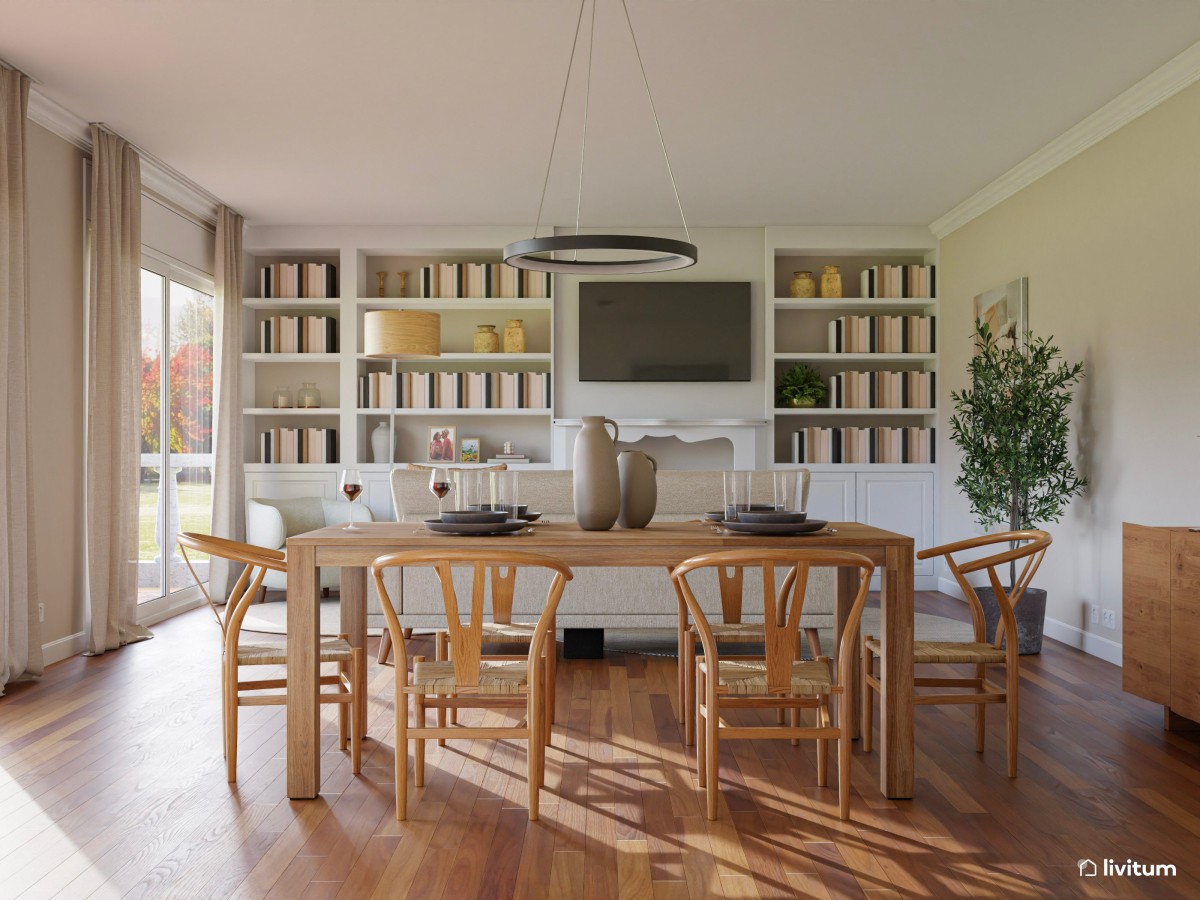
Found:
5,1 -> 1200,227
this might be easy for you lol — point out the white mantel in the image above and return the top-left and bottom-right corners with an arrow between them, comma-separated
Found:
551,419 -> 768,470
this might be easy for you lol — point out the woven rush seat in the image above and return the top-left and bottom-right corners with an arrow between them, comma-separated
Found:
480,621 -> 537,640
236,637 -> 353,666
865,638 -> 1006,665
691,622 -> 764,642
698,658 -> 832,695
411,660 -> 529,695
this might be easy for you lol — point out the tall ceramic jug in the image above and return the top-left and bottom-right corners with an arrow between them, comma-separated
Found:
573,417 -> 621,530
617,451 -> 657,528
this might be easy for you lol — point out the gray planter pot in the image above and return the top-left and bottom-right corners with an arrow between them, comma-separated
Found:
977,586 -> 1047,655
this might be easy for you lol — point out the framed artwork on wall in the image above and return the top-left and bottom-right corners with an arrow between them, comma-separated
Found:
459,437 -> 480,464
427,426 -> 457,463
973,277 -> 1028,350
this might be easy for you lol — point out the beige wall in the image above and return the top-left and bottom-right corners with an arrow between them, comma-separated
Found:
938,82 -> 1200,654
26,122 -> 87,651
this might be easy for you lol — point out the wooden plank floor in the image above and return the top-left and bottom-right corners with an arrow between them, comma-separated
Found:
2,593 -> 1199,899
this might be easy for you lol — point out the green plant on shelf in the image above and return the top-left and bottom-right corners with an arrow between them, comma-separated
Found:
776,363 -> 828,408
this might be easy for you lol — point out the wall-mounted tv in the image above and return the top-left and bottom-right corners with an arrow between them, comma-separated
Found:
578,282 -> 752,382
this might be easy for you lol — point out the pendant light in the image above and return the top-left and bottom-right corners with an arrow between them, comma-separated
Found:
503,0 -> 697,274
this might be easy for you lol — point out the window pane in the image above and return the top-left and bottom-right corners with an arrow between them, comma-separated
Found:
139,269 -> 164,603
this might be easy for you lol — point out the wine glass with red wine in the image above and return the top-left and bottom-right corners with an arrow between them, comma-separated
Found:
340,468 -> 364,531
429,467 -> 453,516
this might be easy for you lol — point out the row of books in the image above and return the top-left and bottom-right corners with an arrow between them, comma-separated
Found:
859,265 -> 936,299
259,316 -> 338,354
828,371 -> 936,409
260,428 -> 338,464
828,315 -> 936,353
419,264 -> 551,299
791,427 -> 936,464
357,371 -> 551,410
258,263 -> 338,299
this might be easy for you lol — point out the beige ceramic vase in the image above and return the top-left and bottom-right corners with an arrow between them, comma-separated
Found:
789,271 -> 816,298
820,265 -> 842,298
573,416 -> 621,531
503,319 -> 526,353
473,324 -> 499,353
617,451 -> 657,528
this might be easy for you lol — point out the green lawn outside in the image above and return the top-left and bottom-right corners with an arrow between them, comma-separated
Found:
139,480 -> 212,560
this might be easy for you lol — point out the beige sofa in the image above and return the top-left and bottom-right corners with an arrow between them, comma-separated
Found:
247,496 -> 375,592
385,469 -> 834,638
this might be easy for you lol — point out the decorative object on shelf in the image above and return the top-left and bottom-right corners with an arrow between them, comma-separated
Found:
973,276 -> 1027,351
502,0 -> 696,275
776,363 -> 827,408
820,264 -> 842,298
376,271 -> 387,298
459,437 -> 480,464
789,271 -> 816,299
573,416 -> 621,531
503,319 -> 526,354
396,271 -> 407,298
371,421 -> 394,465
473,324 -> 500,353
272,385 -> 293,409
427,425 -> 457,463
296,382 -> 322,409
363,310 -> 441,359
949,319 -> 1086,654
503,441 -> 515,455
617,450 -> 657,529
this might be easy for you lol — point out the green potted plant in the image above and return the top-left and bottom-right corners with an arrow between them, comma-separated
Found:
776,363 -> 828,408
949,321 -> 1087,653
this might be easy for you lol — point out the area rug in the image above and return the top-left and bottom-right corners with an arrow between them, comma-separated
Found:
240,600 -> 384,637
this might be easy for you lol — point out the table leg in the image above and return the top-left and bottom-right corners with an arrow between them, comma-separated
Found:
287,543 -> 321,799
341,567 -> 368,740
879,544 -> 915,799
835,566 -> 860,737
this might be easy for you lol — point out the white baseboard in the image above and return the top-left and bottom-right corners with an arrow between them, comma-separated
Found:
938,577 -> 967,601
1042,618 -> 1122,666
139,595 -> 205,628
42,631 -> 88,666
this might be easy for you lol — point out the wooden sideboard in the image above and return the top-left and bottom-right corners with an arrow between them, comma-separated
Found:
1123,523 -> 1200,729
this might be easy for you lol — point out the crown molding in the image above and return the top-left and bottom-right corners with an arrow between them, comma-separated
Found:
931,40 -> 1200,240
27,85 -> 222,226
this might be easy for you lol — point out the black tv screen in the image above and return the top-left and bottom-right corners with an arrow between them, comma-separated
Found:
579,282 -> 752,382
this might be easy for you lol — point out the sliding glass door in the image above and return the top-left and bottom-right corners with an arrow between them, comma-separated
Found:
138,258 -> 215,610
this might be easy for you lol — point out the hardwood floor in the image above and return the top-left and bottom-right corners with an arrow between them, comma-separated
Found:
2,593 -> 1199,898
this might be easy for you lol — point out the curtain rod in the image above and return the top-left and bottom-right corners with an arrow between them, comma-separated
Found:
0,56 -> 42,84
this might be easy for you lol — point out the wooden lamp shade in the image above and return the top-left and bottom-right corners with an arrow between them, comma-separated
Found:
364,310 -> 441,359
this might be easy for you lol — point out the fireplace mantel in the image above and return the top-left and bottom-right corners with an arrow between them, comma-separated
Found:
551,419 -> 768,469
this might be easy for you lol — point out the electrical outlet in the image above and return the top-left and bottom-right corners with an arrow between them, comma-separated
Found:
38,603 -> 44,623
1102,608 -> 1116,629
1089,604 -> 1099,625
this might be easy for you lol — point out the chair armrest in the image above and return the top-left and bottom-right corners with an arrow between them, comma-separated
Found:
246,499 -> 287,551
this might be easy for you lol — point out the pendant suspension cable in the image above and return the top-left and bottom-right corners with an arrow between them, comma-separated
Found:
573,0 -> 598,249
618,0 -> 691,242
532,0 -> 590,241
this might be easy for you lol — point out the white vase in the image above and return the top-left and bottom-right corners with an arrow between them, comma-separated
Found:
371,422 -> 393,465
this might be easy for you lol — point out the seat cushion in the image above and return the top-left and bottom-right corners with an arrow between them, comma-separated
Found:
410,660 -> 529,695
865,638 -> 1006,665
697,658 -> 832,695
236,637 -> 353,665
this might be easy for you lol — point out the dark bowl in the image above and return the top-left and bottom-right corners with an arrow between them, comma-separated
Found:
733,510 -> 808,524
440,509 -> 508,524
474,503 -> 529,518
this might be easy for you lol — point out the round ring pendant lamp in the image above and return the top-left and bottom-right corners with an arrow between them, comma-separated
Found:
503,0 -> 697,275
363,310 -> 441,359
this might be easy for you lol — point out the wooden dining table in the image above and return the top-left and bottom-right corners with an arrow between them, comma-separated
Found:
285,519 -> 915,801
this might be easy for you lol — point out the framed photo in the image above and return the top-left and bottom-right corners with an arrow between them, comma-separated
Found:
427,425 -> 457,463
973,277 -> 1028,351
459,437 -> 481,464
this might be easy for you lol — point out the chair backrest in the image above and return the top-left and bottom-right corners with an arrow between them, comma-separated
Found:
672,549 -> 874,693
370,550 -> 573,685
917,530 -> 1051,649
177,532 -> 287,656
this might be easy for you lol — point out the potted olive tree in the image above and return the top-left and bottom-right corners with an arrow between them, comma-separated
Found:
776,363 -> 828,408
948,322 -> 1087,653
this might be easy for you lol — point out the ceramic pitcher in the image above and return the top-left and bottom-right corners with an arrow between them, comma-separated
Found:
573,416 -> 621,530
617,451 -> 657,528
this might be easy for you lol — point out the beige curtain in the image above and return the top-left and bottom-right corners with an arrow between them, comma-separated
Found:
85,126 -> 152,654
0,65 -> 43,694
209,206 -> 244,599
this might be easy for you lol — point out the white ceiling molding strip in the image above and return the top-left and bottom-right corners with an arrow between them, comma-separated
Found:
27,86 -> 222,226
930,39 -> 1200,239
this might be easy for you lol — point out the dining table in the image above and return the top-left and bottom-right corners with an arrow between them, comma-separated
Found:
285,519 -> 916,801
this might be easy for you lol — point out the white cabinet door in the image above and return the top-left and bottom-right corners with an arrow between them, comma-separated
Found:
363,472 -> 396,522
854,471 -> 935,576
245,470 -> 338,501
806,473 -> 856,523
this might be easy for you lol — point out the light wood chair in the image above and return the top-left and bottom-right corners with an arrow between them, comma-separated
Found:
672,549 -> 874,821
177,532 -> 364,782
370,549 -> 572,821
861,530 -> 1051,778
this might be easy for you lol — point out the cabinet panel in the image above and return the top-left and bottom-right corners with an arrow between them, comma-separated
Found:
855,472 -> 934,576
806,473 -> 855,523
1170,531 -> 1200,722
245,471 -> 338,502
363,473 -> 396,522
1122,524 -> 1172,704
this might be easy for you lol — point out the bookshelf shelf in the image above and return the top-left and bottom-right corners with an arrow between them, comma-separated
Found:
773,298 -> 938,311
243,407 -> 339,415
244,298 -> 341,310
357,408 -> 552,417
356,298 -> 553,311
773,407 -> 936,416
773,352 -> 936,363
242,353 -> 340,363
355,352 -> 552,365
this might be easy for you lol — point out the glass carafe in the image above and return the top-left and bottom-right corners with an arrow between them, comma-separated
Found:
272,385 -> 293,408
297,382 -> 322,409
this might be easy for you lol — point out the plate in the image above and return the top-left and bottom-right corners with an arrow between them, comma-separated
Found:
423,518 -> 527,536
734,510 -> 808,524
703,505 -> 776,522
719,518 -> 828,536
439,509 -> 508,524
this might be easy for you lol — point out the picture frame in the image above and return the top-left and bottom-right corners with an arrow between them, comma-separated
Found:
427,425 -> 457,463
973,276 -> 1028,351
459,437 -> 481,464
